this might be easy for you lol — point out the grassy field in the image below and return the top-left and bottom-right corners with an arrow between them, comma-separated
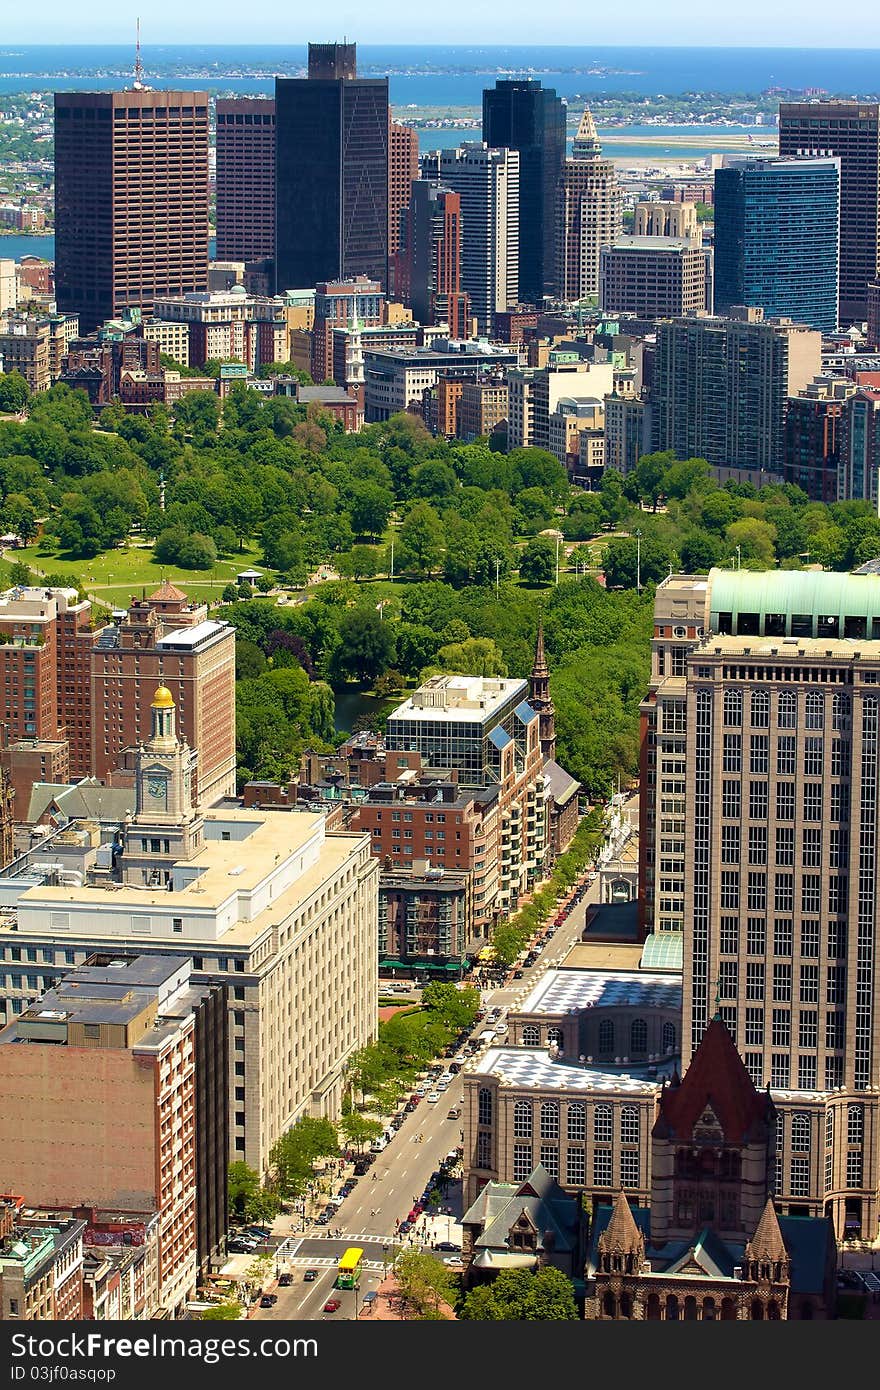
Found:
8,540 -> 265,609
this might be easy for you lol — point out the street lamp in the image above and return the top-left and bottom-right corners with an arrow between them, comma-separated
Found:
635,528 -> 642,593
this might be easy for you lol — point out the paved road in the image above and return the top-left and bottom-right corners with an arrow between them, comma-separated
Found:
251,808 -> 632,1321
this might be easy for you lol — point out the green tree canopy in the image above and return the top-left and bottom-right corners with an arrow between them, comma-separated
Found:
458,1266 -> 578,1321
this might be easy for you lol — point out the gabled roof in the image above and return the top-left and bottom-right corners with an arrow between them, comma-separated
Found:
665,1227 -> 737,1280
465,1165 -> 580,1254
654,1018 -> 770,1144
148,580 -> 188,603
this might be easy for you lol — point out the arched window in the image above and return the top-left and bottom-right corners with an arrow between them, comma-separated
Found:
540,1101 -> 559,1139
594,1105 -> 612,1143
684,1295 -> 698,1320
666,1295 -> 680,1320
522,1024 -> 540,1047
602,1291 -> 616,1319
848,1105 -> 864,1143
767,1300 -> 781,1320
751,690 -> 770,728
721,1298 -> 736,1320
662,1021 -> 676,1054
621,1106 -> 640,1144
805,691 -> 824,729
619,1293 -> 632,1319
567,1103 -> 586,1141
630,1018 -> 647,1055
703,1297 -> 716,1321
513,1101 -> 532,1139
751,1300 -> 764,1321
791,1113 -> 811,1152
832,692 -> 850,730
547,1027 -> 563,1047
598,1019 -> 614,1056
478,1087 -> 492,1126
724,690 -> 742,726
778,691 -> 797,728
646,1293 -> 661,1320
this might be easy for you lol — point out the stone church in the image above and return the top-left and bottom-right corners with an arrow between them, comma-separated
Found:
584,1018 -> 837,1319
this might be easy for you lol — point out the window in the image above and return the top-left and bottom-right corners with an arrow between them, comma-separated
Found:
776,783 -> 795,820
778,691 -> 797,728
774,873 -> 793,911
798,1056 -> 817,1090
522,1025 -> 540,1047
723,734 -> 742,772
776,736 -> 796,776
748,827 -> 768,865
720,917 -> 739,954
513,1102 -> 532,1138
751,690 -> 770,727
598,1020 -> 614,1056
540,1145 -> 559,1178
620,1150 -> 640,1187
566,1147 -> 585,1184
750,734 -> 769,773
771,1009 -> 790,1047
832,692 -> 850,729
848,1105 -> 864,1144
802,828 -> 822,868
747,919 -> 766,956
846,1151 -> 863,1187
721,780 -> 741,818
800,966 -> 819,1003
831,741 -> 850,776
721,872 -> 740,910
745,1007 -> 764,1045
719,961 -> 738,998
801,876 -> 821,914
747,873 -> 766,911
513,1144 -> 532,1181
772,967 -> 795,1000
790,1156 -> 810,1197
593,1149 -> 612,1186
594,1105 -> 612,1143
621,1107 -> 640,1144
791,1113 -> 811,1152
567,1103 -> 586,1141
540,1102 -> 559,1140
773,919 -> 793,957
749,780 -> 769,819
800,921 -> 820,959
630,1019 -> 647,1055
662,1021 -> 676,1053
802,783 -> 823,821
724,690 -> 742,726
805,692 -> 824,728
799,1010 -> 818,1050
771,1054 -> 790,1088
721,825 -> 740,863
804,738 -> 824,777
825,1011 -> 844,1049
477,1132 -> 492,1168
478,1088 -> 492,1126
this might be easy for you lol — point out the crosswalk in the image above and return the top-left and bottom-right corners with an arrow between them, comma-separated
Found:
285,1255 -> 387,1274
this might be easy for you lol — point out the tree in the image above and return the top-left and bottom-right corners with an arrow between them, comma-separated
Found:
270,1116 -> 339,1199
432,636 -> 507,677
154,526 -> 217,570
725,517 -> 777,568
394,1250 -> 457,1319
0,371 -> 30,413
228,1161 -> 280,1223
679,528 -> 723,573
422,982 -> 479,1032
201,1302 -> 243,1320
518,536 -> 557,585
330,609 -> 396,683
623,450 -> 673,511
338,1112 -> 383,1152
398,502 -> 445,576
458,1267 -> 578,1321
602,535 -> 675,588
349,481 -> 395,540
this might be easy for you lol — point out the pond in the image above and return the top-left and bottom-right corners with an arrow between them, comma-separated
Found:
332,687 -> 387,735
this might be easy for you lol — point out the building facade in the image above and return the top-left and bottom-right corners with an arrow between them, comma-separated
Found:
556,108 -> 622,304
275,44 -> 389,292
437,144 -> 519,336
215,98 -> 276,266
388,121 -> 420,286
778,101 -> 880,326
398,182 -> 470,339
651,309 -> 822,484
783,375 -> 855,502
54,89 -> 210,333
482,79 -> 566,304
713,157 -> 840,332
838,386 -> 880,504
599,237 -> 708,320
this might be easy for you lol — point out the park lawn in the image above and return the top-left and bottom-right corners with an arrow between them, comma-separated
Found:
11,539 -> 265,608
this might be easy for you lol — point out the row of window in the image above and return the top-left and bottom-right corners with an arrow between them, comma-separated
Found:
723,690 -> 845,728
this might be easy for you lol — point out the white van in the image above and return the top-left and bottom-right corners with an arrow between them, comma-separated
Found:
370,1134 -> 389,1154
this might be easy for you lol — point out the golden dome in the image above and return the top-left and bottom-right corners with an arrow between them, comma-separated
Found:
152,686 -> 175,709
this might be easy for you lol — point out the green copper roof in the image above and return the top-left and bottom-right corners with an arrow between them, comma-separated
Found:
708,567 -> 880,628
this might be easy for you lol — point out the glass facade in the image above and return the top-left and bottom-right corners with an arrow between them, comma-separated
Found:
714,158 -> 840,332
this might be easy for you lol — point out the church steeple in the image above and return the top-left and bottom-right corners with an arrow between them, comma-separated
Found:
529,623 -> 556,760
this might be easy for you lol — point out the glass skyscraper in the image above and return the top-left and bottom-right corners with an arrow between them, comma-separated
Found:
713,156 -> 840,332
482,79 -> 566,306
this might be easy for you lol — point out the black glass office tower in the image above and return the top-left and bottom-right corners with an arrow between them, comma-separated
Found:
714,156 -> 841,332
482,78 -> 565,305
275,44 -> 389,292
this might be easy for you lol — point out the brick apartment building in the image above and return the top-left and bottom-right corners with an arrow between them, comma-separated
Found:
0,1197 -> 85,1321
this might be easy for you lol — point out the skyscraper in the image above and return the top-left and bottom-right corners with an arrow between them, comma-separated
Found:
437,144 -> 519,336
652,309 -> 822,485
388,120 -> 419,294
215,98 -> 276,265
398,181 -> 470,338
482,78 -> 565,304
274,43 -> 389,292
778,101 -> 880,326
54,88 -> 210,333
714,157 -> 840,332
556,108 -> 622,303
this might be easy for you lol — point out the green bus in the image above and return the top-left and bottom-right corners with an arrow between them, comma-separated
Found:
337,1246 -> 364,1289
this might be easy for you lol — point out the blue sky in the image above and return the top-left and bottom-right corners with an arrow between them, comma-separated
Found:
3,4 -> 880,46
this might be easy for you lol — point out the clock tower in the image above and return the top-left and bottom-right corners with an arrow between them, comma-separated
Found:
120,686 -> 203,886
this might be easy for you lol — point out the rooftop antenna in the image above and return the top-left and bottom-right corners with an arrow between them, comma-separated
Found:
133,18 -> 145,90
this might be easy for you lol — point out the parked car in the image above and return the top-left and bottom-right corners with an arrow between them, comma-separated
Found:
259,1293 -> 277,1307
426,1091 -> 440,1103
314,1213 -> 330,1226
436,1241 -> 461,1253
278,1273 -> 292,1287
398,1220 -> 413,1235
408,1205 -> 423,1221
408,1093 -> 421,1106
323,1299 -> 341,1313
513,969 -> 524,979
303,1269 -> 318,1281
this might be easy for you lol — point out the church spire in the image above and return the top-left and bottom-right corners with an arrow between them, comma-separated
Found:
529,622 -> 556,760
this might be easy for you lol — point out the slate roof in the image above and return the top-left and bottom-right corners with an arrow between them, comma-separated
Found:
462,1164 -> 580,1255
654,1017 -> 770,1144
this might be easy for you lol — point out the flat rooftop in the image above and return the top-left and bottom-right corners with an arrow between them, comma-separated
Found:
389,675 -> 527,722
698,635 -> 880,661
471,1047 -> 676,1094
516,967 -> 682,1018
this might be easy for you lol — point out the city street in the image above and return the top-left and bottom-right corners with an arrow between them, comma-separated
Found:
248,804 -> 633,1320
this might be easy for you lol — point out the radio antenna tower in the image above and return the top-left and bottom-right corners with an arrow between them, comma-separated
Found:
133,18 -> 145,90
